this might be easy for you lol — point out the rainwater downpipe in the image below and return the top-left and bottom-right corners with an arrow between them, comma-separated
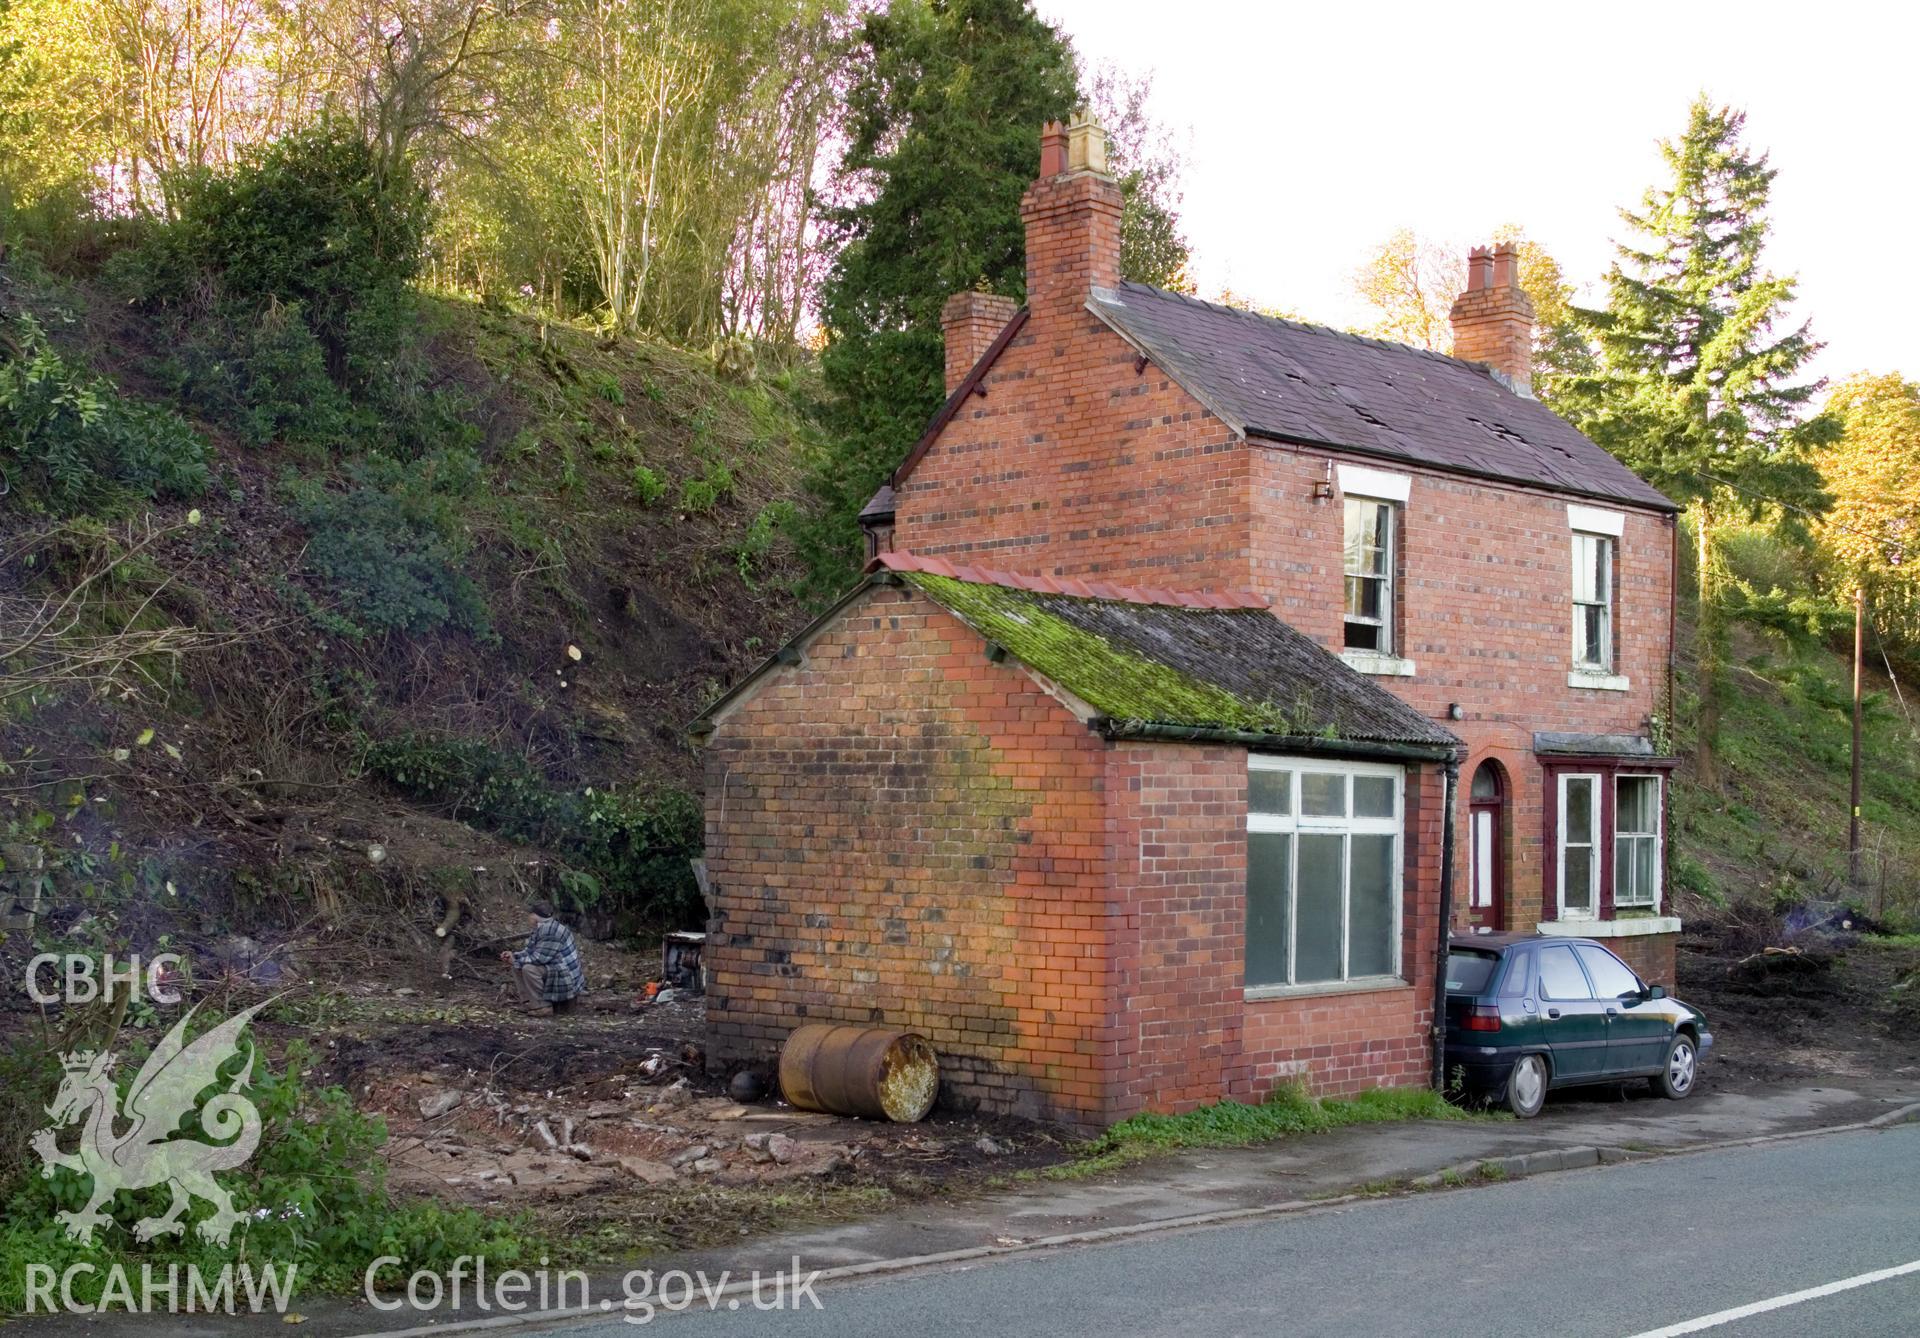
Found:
1431,753 -> 1462,1091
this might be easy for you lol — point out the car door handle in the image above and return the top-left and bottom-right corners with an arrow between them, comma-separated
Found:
1546,1008 -> 1561,1019
1606,1008 -> 1618,1017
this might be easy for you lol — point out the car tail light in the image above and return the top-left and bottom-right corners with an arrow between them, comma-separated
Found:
1463,1004 -> 1501,1032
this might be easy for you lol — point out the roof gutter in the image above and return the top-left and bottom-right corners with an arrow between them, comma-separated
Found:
1090,718 -> 1460,764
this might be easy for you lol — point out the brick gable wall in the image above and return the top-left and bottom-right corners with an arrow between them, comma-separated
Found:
894,310 -> 1256,586
701,584 -> 1122,1125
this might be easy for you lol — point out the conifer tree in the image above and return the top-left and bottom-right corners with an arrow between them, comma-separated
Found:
797,0 -> 1191,597
1562,97 -> 1835,788
795,0 -> 1077,596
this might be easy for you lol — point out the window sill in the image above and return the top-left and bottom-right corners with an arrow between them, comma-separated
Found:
1537,916 -> 1682,939
1342,651 -> 1416,677
1567,669 -> 1630,692
1245,976 -> 1411,1002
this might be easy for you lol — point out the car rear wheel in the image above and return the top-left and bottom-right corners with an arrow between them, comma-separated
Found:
1651,1033 -> 1698,1100
1506,1054 -> 1547,1119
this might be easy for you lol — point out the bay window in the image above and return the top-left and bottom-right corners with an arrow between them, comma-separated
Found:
1246,757 -> 1402,991
1614,775 -> 1662,908
1550,768 -> 1666,920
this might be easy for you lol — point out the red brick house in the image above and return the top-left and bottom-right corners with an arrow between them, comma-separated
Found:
693,115 -> 1680,1127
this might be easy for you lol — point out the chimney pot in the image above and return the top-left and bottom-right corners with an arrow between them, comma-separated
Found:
1466,246 -> 1494,291
1039,121 -> 1068,178
1065,110 -> 1110,178
1491,242 -> 1519,289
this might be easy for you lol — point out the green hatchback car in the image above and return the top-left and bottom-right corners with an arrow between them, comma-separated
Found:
1444,932 -> 1713,1118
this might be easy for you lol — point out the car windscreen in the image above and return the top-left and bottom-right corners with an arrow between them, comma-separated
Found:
1446,950 -> 1500,995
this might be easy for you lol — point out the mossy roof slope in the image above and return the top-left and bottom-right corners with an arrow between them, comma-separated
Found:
902,571 -> 1459,752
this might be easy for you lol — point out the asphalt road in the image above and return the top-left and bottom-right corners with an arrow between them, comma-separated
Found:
528,1123 -> 1920,1338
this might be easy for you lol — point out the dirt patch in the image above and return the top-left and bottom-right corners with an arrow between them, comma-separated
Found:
1677,916 -> 1920,1090
269,943 -> 1069,1248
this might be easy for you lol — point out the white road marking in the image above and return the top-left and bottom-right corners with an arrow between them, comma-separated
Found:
1624,1258 -> 1920,1337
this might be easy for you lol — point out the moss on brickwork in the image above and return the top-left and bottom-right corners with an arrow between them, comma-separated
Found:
904,572 -> 1311,733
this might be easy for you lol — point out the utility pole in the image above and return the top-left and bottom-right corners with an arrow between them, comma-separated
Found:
1850,585 -> 1865,891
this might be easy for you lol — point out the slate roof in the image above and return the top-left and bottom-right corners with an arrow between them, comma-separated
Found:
1533,731 -> 1665,758
885,556 -> 1459,756
859,483 -> 896,523
1088,282 -> 1676,512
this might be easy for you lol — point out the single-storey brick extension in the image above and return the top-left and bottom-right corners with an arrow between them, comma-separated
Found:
692,114 -> 1682,1127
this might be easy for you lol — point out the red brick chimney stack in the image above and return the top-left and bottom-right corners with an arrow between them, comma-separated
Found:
1449,241 -> 1535,395
1020,112 -> 1123,326
940,290 -> 1020,394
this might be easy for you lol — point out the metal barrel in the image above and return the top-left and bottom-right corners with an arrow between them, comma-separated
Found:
777,1023 -> 939,1122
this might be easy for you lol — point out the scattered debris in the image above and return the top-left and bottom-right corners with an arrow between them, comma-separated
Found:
728,1070 -> 768,1103
976,1135 -> 1011,1156
618,1156 -> 677,1185
418,1089 -> 464,1120
1728,945 -> 1835,995
651,1077 -> 696,1111
301,947 -> 1056,1229
662,931 -> 706,994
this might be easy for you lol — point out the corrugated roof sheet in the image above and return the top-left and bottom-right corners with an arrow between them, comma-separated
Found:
1089,282 -> 1676,512
899,569 -> 1460,753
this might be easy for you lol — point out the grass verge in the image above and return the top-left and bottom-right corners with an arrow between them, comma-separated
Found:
1046,1084 -> 1497,1179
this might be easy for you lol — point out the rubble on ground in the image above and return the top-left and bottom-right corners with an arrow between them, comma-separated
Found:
327,953 -> 1046,1214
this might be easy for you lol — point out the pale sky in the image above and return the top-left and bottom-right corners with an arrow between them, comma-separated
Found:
1042,0 -> 1917,387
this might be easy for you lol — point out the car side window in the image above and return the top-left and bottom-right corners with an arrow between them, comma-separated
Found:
1498,951 -> 1531,998
1575,945 -> 1643,999
1536,945 -> 1594,1001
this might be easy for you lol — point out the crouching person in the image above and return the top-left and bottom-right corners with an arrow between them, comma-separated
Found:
501,900 -> 586,1016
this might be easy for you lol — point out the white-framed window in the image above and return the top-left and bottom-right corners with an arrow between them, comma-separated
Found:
1572,532 -> 1613,670
1246,756 -> 1402,991
1344,498 -> 1395,654
1614,774 -> 1663,909
1557,772 -> 1600,919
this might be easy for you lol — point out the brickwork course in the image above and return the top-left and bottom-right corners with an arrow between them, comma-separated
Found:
698,114 -> 1682,1125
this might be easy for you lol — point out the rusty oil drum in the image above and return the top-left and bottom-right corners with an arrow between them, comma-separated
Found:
777,1023 -> 939,1122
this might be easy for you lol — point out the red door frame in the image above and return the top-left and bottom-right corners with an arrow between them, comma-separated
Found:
1467,761 -> 1505,931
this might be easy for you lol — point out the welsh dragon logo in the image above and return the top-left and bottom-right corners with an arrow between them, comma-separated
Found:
31,1000 -> 271,1246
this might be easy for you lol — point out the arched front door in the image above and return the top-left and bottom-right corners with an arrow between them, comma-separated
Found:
1467,761 -> 1506,931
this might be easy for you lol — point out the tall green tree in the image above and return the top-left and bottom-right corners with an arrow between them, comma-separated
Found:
1817,373 -> 1920,655
1087,61 -> 1192,294
1560,97 -> 1835,788
800,0 -> 1077,594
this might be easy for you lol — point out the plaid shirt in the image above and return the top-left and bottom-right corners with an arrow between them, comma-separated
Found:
513,916 -> 586,1003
